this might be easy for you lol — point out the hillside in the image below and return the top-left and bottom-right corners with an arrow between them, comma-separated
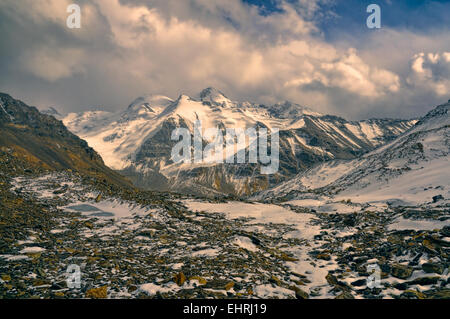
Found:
254,100 -> 450,206
0,93 -> 132,188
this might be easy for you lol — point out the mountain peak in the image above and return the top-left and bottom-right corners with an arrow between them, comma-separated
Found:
199,87 -> 230,105
415,100 -> 450,129
41,107 -> 62,118
177,94 -> 191,100
126,94 -> 173,115
268,101 -> 321,118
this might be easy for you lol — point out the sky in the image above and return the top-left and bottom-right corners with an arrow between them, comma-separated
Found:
0,0 -> 449,120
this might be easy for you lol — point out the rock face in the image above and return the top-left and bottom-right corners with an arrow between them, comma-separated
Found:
62,88 -> 415,196
0,93 -> 131,188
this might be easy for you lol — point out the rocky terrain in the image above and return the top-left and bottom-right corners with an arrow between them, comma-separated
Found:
0,169 -> 448,299
0,93 -> 448,299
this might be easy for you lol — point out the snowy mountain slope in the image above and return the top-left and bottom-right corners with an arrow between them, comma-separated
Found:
63,88 -> 416,196
254,101 -> 450,205
40,107 -> 62,119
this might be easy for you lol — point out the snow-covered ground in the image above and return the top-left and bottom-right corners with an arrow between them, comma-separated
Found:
388,217 -> 450,231
3,171 -> 449,299
183,199 -> 349,298
61,199 -> 152,220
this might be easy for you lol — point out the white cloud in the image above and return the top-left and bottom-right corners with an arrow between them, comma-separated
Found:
80,0 -> 401,100
407,52 -> 450,97
21,48 -> 86,82
0,0 -> 448,119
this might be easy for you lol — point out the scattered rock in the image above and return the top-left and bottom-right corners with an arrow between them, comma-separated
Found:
316,253 -> 331,261
325,273 -> 338,286
422,263 -> 444,275
85,286 -> 108,299
351,279 -> 366,287
393,282 -> 408,291
269,276 -> 281,286
425,288 -> 450,299
225,282 -> 234,291
189,276 -> 207,285
432,195 -> 444,203
173,272 -> 186,286
290,286 -> 309,299
391,264 -> 414,280
400,289 -> 426,299
335,291 -> 354,299
407,276 -> 440,286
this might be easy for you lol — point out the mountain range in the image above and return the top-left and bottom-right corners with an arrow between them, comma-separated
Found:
254,100 -> 450,205
62,87 -> 416,196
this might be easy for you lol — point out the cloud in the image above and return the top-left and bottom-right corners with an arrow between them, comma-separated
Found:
316,48 -> 399,97
21,48 -> 86,82
407,52 -> 450,96
0,0 -> 448,119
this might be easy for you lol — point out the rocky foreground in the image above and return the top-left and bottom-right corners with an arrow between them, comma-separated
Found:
1,162 -> 449,299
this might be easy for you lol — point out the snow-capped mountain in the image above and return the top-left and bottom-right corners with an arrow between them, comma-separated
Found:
255,100 -> 450,205
40,107 -> 62,119
63,88 -> 416,196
